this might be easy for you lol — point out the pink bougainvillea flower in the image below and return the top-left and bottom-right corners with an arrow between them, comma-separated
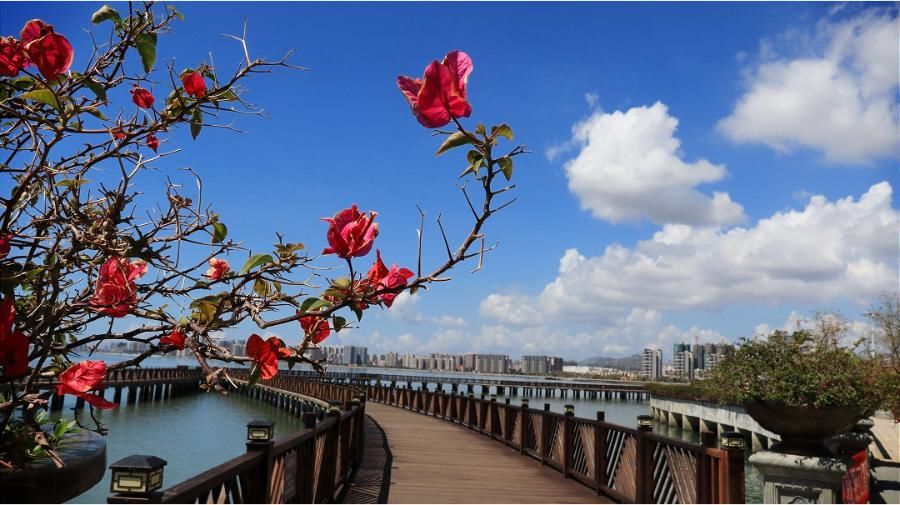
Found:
321,205 -> 378,259
181,70 -> 206,98
146,133 -> 160,152
89,257 -> 147,317
397,50 -> 473,128
298,313 -> 330,345
57,361 -> 117,409
365,250 -> 414,308
204,258 -> 230,280
0,37 -> 29,77
130,86 -> 154,109
246,334 -> 292,380
0,233 -> 11,259
0,297 -> 29,379
20,19 -> 73,80
159,329 -> 186,350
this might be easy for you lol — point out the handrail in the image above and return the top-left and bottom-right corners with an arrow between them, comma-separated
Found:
107,369 -> 367,504
343,376 -> 744,504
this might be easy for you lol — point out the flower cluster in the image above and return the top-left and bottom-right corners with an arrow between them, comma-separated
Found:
0,19 -> 72,79
56,361 -> 117,409
89,257 -> 148,317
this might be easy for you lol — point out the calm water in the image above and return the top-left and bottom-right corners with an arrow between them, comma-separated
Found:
58,354 -> 760,503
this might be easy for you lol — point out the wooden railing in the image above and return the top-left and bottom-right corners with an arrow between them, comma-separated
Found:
108,370 -> 366,504
357,381 -> 744,504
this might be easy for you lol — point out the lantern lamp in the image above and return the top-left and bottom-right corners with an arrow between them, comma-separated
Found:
720,431 -> 745,449
109,455 -> 167,497
246,419 -> 275,442
637,414 -> 654,431
564,404 -> 575,415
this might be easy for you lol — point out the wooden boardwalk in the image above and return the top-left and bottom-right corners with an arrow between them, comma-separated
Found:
365,403 -> 610,504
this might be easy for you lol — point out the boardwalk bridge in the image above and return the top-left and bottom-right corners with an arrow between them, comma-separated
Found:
77,367 -> 745,504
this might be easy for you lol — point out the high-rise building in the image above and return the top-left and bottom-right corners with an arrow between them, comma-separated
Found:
673,350 -> 694,380
641,348 -> 663,380
341,346 -> 368,366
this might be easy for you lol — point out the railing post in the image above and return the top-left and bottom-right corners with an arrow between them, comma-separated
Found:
563,404 -> 574,478
297,413 -> 317,503
720,433 -> 745,504
636,415 -> 654,503
519,399 -> 529,455
697,431 -> 715,503
540,404 -> 551,465
595,411 -> 606,495
245,421 -> 276,504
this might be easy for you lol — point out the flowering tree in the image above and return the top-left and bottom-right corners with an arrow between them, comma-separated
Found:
0,3 -> 523,468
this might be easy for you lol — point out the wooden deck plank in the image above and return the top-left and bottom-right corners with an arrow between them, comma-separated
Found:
365,403 -> 610,504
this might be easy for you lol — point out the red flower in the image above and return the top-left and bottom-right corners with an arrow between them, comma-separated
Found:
204,258 -> 230,280
0,233 -> 11,259
56,361 -> 117,409
246,334 -> 292,380
159,329 -> 186,350
89,257 -> 147,317
146,133 -> 160,152
0,37 -> 29,77
110,127 -> 126,140
130,86 -> 154,109
397,50 -> 473,128
20,19 -> 73,80
366,250 -> 414,308
298,313 -> 330,345
0,297 -> 29,379
321,205 -> 378,259
181,71 -> 206,98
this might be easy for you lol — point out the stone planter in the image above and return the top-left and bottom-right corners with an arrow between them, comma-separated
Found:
0,429 -> 106,503
744,402 -> 867,455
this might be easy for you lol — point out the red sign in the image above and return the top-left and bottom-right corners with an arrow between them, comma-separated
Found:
841,449 -> 870,504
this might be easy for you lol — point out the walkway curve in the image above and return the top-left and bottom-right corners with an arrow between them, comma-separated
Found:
365,402 -> 609,504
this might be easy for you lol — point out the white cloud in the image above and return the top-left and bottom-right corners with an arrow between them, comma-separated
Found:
562,102 -> 745,226
718,10 -> 898,164
479,293 -> 543,326
387,291 -> 468,328
486,182 -> 897,321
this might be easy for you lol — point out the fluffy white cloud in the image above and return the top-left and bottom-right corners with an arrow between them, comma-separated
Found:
487,182 -> 897,321
561,102 -> 745,226
718,10 -> 898,163
479,293 -> 543,326
387,292 -> 468,328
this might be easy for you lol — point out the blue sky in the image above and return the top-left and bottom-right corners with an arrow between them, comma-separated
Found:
2,2 -> 897,360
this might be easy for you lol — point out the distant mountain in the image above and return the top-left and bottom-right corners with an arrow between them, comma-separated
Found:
578,354 -> 642,371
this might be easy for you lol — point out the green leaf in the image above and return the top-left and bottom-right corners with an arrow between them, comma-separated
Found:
190,108 -> 203,140
91,5 -> 121,25
247,365 -> 261,387
178,316 -> 190,326
333,277 -> 351,289
491,124 -> 513,141
435,131 -> 472,156
84,106 -> 108,120
240,253 -> 273,274
253,279 -> 271,297
307,299 -> 331,312
84,79 -> 106,102
55,178 -> 90,188
211,222 -> 227,243
333,316 -> 347,332
499,157 -> 514,181
300,297 -> 320,312
168,5 -> 185,21
134,33 -> 157,73
351,304 -> 364,322
209,89 -> 238,103
20,89 -> 61,110
475,123 -> 486,136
